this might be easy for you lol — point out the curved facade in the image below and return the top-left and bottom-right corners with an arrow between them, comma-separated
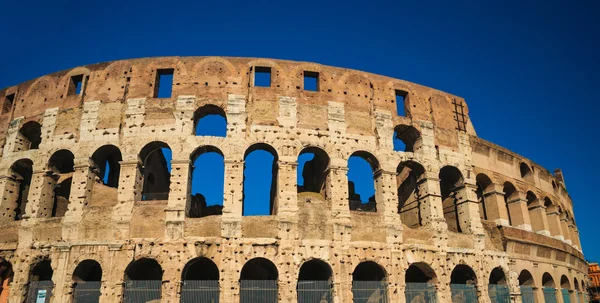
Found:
0,56 -> 587,303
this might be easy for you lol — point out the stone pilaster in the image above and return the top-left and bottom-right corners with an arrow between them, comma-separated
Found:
112,160 -> 141,239
0,175 -> 20,221
226,94 -> 247,136
221,159 -> 243,238
560,215 -> 571,245
276,159 -> 298,241
482,183 -> 511,227
25,169 -> 55,219
165,159 -> 191,239
546,205 -> 564,241
375,169 -> 403,246
61,158 -> 94,240
455,182 -> 484,235
528,202 -> 551,236
506,191 -> 532,231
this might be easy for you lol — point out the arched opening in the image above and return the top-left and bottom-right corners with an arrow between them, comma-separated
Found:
72,260 -> 102,302
476,174 -> 493,221
518,269 -> 536,303
561,275 -> 572,303
348,151 -> 379,212
240,258 -> 278,303
542,273 -> 557,303
5,159 -> 33,220
297,147 -> 330,197
18,121 -> 42,151
193,105 -> 227,137
91,145 -> 122,188
520,162 -> 534,182
297,259 -> 333,303
526,191 -> 545,234
352,261 -> 387,303
503,182 -> 517,226
393,125 -> 420,152
450,265 -> 477,303
189,146 -> 224,218
488,267 -> 509,303
27,259 -> 54,303
405,263 -> 437,303
124,258 -> 162,302
243,144 -> 278,216
181,257 -> 219,302
0,260 -> 13,303
440,166 -> 465,233
397,161 -> 425,227
140,142 -> 172,201
48,150 -> 75,218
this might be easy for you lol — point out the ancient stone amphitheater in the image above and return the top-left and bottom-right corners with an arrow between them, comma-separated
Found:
0,56 -> 587,303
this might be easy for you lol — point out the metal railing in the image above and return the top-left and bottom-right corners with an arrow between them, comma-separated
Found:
450,284 -> 477,303
297,280 -> 332,303
142,192 -> 169,201
405,282 -> 437,303
520,286 -> 536,303
488,284 -> 510,303
239,280 -> 278,303
123,280 -> 162,303
543,287 -> 557,303
562,289 -> 572,303
352,281 -> 388,303
180,280 -> 219,303
26,281 -> 54,303
73,281 -> 102,303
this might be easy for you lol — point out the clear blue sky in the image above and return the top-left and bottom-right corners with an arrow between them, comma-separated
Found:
1,0 -> 599,260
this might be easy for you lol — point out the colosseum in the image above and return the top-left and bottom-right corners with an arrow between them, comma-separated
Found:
0,56 -> 587,303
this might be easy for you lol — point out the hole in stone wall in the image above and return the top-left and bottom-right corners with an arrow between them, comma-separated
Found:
518,270 -> 534,286
348,152 -> 379,212
69,75 -> 84,96
240,258 -> 278,280
450,265 -> 477,284
298,259 -> 332,281
140,142 -> 172,201
395,90 -> 408,116
0,259 -> 13,294
10,159 -> 33,221
182,257 -> 219,281
154,69 -> 174,98
297,259 -> 332,301
189,146 -> 224,218
297,147 -> 330,197
193,105 -> 227,137
30,259 -> 53,281
124,258 -> 162,281
489,267 -> 506,285
48,150 -> 75,218
542,272 -> 555,288
303,71 -> 319,91
91,145 -> 122,188
18,121 -> 42,150
405,262 -> 437,283
520,162 -> 534,182
3,93 -> 14,114
254,66 -> 271,87
397,161 -> 425,227
243,144 -> 278,216
72,260 -> 102,282
393,125 -> 420,152
440,166 -> 465,233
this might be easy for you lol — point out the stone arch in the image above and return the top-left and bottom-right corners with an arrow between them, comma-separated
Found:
243,143 -> 279,216
542,272 -> 555,288
518,269 -> 535,286
191,57 -> 237,88
58,66 -> 92,97
123,258 -> 162,302
71,259 -> 102,302
440,166 -> 465,233
26,258 -> 54,303
520,162 -> 534,182
240,257 -> 278,302
47,149 -> 75,218
193,104 -> 227,137
22,76 -> 56,104
397,161 -> 426,227
297,146 -> 330,196
488,267 -> 510,303
338,72 -> 376,100
139,141 -> 172,201
297,259 -> 333,302
188,145 -> 224,218
405,262 -> 437,283
180,257 -> 220,302
17,121 -> 42,151
386,80 -> 418,118
393,124 -> 421,152
348,151 -> 380,212
91,144 -> 122,188
3,159 -> 33,220
503,182 -> 518,226
561,275 -> 571,289
476,173 -> 494,221
352,261 -> 388,303
451,264 -> 477,284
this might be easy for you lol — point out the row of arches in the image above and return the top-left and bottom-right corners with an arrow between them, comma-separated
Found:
2,256 -> 543,303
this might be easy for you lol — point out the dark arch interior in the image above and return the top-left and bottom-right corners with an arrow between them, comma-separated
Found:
193,105 -> 227,137
11,159 -> 33,220
503,182 -> 516,225
574,278 -> 580,291
243,144 -> 278,216
0,260 -> 13,286
518,270 -> 534,286
526,191 -> 537,206
125,258 -> 162,281
240,258 -> 278,280
140,142 -> 171,201
450,265 -> 476,284
182,257 -> 219,280
298,259 -> 332,281
91,145 -> 122,188
52,177 -> 71,217
520,162 -> 533,181
189,146 -> 224,218
72,260 -> 102,282
352,261 -> 386,282
560,275 -> 570,289
348,151 -> 379,212
397,161 -> 425,227
393,124 -> 420,152
405,263 -> 436,283
48,150 -> 75,174
476,174 -> 493,220
489,267 -> 506,285
439,166 -> 464,233
48,150 -> 75,217
297,147 -> 330,196
542,273 -> 555,288
19,121 -> 42,150
30,259 -> 53,281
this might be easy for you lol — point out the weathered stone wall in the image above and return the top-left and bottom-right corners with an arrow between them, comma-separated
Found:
0,57 -> 587,303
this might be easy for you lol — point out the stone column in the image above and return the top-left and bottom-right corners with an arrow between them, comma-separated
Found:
112,160 -> 141,240
221,159 -> 243,238
276,159 -> 298,241
374,169 -> 403,246
454,182 -> 484,235
506,191 -> 532,231
25,168 -> 55,219
560,214 -> 572,244
62,158 -> 94,241
329,159 -> 352,303
415,173 -> 446,231
49,247 -> 70,303
528,202 -> 551,236
165,159 -> 190,239
545,205 -> 564,241
481,183 -> 510,227
0,175 -> 20,221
